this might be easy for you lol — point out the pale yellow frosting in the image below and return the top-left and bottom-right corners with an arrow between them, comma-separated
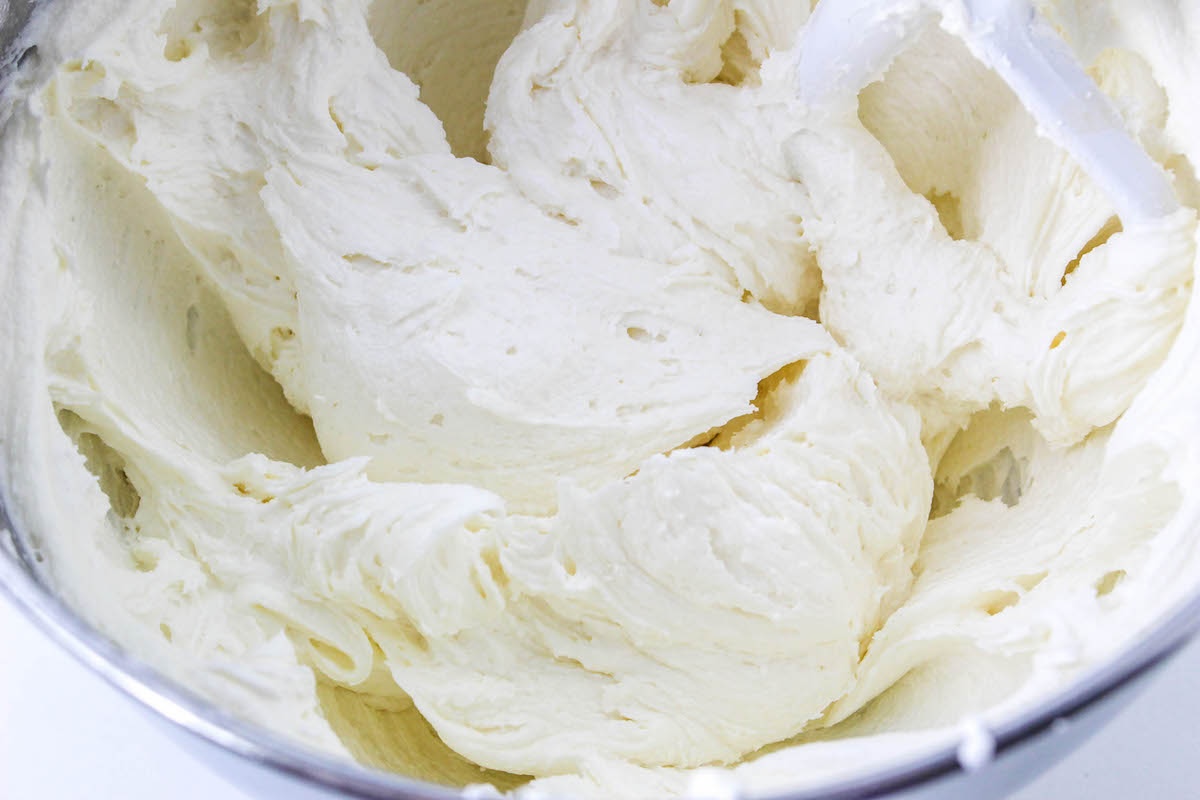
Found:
1,1 -> 1199,797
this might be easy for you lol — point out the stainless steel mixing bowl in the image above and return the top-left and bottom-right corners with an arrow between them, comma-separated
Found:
3,2 -> 1200,797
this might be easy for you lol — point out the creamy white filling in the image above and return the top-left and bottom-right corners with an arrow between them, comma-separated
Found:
1,0 -> 1199,797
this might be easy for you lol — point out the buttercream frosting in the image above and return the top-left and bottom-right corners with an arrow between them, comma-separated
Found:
1,0 -> 1199,796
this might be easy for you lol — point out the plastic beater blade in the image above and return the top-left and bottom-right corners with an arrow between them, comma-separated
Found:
794,0 -> 1179,224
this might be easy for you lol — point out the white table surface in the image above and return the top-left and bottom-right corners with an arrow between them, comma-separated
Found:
2,591 -> 1198,800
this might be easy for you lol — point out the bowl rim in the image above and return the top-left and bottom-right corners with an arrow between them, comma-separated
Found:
3,499 -> 1200,800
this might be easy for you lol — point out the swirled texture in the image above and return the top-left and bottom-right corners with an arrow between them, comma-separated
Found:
1,0 -> 1199,797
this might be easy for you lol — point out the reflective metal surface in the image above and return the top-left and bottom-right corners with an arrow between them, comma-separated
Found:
0,0 -> 37,84
2,2 -> 1200,798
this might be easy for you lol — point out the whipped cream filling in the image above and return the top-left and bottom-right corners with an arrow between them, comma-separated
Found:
1,0 -> 1199,796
